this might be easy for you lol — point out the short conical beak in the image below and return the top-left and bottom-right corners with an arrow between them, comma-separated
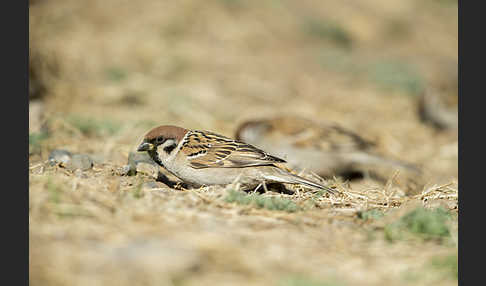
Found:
137,142 -> 154,152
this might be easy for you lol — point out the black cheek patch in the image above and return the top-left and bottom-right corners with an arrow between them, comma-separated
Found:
163,144 -> 177,154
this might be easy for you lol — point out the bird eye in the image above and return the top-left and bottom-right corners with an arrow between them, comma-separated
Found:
155,137 -> 165,145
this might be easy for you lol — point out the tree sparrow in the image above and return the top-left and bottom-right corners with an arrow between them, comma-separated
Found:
137,125 -> 336,194
235,116 -> 422,181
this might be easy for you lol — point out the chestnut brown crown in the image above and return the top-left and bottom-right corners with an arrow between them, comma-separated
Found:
137,125 -> 188,152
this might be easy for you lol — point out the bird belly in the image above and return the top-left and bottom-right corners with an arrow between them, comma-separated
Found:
164,162 -> 266,186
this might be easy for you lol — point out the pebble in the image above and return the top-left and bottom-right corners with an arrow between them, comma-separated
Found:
136,162 -> 160,178
128,152 -> 156,166
65,154 -> 93,171
126,152 -> 158,176
116,165 -> 134,176
48,149 -> 73,166
87,153 -> 105,165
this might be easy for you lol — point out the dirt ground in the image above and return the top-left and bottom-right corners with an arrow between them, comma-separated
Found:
29,0 -> 458,285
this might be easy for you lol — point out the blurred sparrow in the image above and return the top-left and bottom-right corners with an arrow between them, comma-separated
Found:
137,125 -> 336,194
235,116 -> 421,181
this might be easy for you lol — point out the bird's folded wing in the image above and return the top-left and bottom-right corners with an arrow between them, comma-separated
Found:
182,130 -> 286,169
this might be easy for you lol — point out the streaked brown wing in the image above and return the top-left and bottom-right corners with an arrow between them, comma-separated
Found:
182,130 -> 286,169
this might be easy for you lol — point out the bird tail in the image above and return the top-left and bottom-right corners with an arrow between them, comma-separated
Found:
266,166 -> 337,194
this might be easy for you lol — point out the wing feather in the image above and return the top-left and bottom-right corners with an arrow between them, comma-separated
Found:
182,130 -> 285,169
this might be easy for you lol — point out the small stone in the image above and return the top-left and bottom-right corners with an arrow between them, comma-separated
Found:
127,152 -> 158,175
65,154 -> 93,171
136,162 -> 159,178
88,154 -> 105,165
116,165 -> 134,176
128,152 -> 157,167
48,149 -> 73,166
74,169 -> 88,178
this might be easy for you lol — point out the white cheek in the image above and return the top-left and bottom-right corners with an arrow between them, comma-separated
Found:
163,139 -> 176,147
156,141 -> 182,167
156,146 -> 170,162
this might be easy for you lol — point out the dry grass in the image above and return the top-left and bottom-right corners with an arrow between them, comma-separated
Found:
29,0 -> 457,285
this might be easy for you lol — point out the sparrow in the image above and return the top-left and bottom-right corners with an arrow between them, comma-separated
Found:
136,125 -> 336,194
235,116 -> 422,182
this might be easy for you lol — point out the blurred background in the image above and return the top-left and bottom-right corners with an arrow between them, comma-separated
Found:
29,0 -> 458,285
29,0 -> 458,172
